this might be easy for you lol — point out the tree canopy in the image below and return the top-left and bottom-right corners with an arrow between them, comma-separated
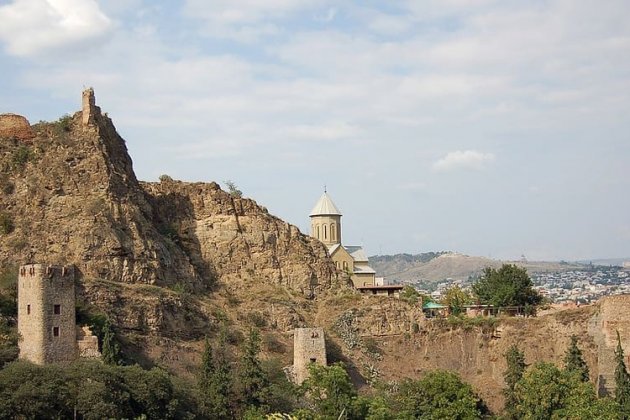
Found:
503,344 -> 526,419
394,370 -> 484,419
440,286 -> 472,315
471,264 -> 542,309
563,335 -> 589,382
514,361 -> 618,419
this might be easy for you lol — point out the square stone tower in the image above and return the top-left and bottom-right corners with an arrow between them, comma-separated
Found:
18,264 -> 77,364
293,327 -> 327,384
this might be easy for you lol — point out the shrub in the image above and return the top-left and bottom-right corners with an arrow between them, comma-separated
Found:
226,329 -> 245,346
224,180 -> 243,198
159,174 -> 173,183
263,333 -> 286,354
362,337 -> 382,358
11,146 -> 31,170
246,311 -> 268,328
0,175 -> 14,195
56,114 -> 73,132
0,213 -> 14,234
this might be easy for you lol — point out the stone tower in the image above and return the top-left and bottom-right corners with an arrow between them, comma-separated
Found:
309,192 -> 342,246
293,327 -> 327,384
82,87 -> 97,126
18,264 -> 77,364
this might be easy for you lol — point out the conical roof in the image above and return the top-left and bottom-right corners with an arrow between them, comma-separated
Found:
309,192 -> 342,217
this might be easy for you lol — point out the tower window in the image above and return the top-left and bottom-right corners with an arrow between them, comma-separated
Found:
324,225 -> 327,240
331,224 -> 336,241
27,304 -> 30,315
52,327 -> 60,337
53,304 -> 61,315
316,225 -> 320,239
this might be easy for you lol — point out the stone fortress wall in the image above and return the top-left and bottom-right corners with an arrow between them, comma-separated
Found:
293,327 -> 327,384
18,264 -> 77,364
587,294 -> 630,396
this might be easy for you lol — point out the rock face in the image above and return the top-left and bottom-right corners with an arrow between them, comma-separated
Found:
324,295 -> 630,413
0,90 -> 339,342
0,114 -> 35,142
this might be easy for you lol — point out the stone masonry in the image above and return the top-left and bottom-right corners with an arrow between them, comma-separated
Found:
293,327 -> 327,384
82,87 -> 99,126
18,264 -> 78,364
589,295 -> 630,396
0,113 -> 35,141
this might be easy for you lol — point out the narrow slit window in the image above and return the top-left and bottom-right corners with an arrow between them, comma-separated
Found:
27,304 -> 31,315
53,304 -> 61,315
53,327 -> 60,337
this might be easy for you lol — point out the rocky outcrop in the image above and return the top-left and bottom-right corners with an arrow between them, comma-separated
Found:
0,114 -> 35,142
0,89 -> 339,343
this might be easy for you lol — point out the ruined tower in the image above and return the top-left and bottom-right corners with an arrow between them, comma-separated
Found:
18,264 -> 77,364
81,87 -> 97,126
293,327 -> 327,384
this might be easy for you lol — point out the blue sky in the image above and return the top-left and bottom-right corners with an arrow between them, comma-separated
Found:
1,0 -> 629,261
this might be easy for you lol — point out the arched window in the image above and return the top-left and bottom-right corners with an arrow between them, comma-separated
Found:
343,261 -> 348,270
331,223 -> 336,241
316,225 -> 320,239
336,262 -> 340,269
324,224 -> 328,240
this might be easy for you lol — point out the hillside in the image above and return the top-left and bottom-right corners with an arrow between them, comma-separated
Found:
370,252 -> 586,284
0,91 -> 342,368
1,91 -> 627,416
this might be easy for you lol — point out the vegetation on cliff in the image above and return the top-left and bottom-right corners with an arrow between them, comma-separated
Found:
472,264 -> 542,311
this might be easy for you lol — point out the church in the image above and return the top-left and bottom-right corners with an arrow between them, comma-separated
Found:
309,192 -> 403,296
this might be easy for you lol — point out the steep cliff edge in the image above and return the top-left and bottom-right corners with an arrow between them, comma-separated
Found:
0,92 -> 340,349
1,93 -> 627,416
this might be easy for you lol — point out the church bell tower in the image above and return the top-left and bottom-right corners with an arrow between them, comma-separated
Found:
309,191 -> 342,246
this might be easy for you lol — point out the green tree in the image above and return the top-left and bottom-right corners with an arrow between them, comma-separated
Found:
615,331 -> 630,417
563,335 -> 589,382
199,334 -> 232,419
400,285 -> 420,304
101,318 -> 121,365
514,361 -> 619,420
238,329 -> 270,413
440,286 -> 472,315
503,344 -> 526,419
0,317 -> 18,367
301,362 -> 357,419
224,180 -> 243,198
0,361 -> 74,419
472,264 -> 542,310
394,370 -> 483,419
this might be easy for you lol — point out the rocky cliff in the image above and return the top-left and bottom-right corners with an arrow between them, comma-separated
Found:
0,91 -> 340,347
1,92 -> 627,416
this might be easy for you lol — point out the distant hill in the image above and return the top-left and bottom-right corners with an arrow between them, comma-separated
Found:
370,252 -> 586,284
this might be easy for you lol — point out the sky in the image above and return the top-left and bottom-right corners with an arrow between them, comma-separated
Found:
1,0 -> 629,261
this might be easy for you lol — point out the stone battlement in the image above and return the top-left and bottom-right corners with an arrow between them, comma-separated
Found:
0,113 -> 35,141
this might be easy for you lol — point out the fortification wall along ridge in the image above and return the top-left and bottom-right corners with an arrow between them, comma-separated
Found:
0,113 -> 35,141
18,264 -> 77,364
293,327 -> 327,384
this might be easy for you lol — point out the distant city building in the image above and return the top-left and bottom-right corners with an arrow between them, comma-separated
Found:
309,192 -> 402,296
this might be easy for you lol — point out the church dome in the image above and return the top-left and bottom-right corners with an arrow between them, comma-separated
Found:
309,192 -> 342,217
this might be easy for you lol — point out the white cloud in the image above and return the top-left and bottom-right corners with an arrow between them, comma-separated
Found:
433,150 -> 495,172
0,0 -> 112,56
